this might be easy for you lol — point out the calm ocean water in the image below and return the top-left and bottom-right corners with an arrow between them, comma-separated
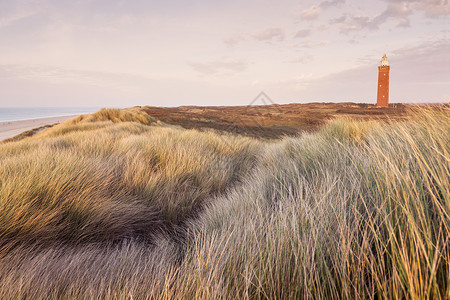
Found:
0,107 -> 101,122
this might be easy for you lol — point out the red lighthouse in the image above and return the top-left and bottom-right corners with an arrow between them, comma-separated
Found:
377,54 -> 390,107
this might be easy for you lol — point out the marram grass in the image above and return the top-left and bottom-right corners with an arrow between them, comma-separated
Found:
0,107 -> 448,299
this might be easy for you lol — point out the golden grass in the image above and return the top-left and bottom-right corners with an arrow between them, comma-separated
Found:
0,110 -> 261,247
0,107 -> 448,299
68,107 -> 156,125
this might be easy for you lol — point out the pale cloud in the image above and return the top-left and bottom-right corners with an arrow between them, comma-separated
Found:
189,59 -> 249,76
224,34 -> 245,46
334,0 -> 448,33
295,39 -> 330,49
317,24 -> 330,31
336,15 -> 382,33
251,80 -> 260,86
396,17 -> 410,27
296,0 -> 345,21
330,15 -> 347,24
319,0 -> 346,9
0,6 -> 37,29
294,29 -> 311,38
297,5 -> 322,20
226,28 -> 286,46
252,27 -> 285,42
417,0 -> 450,17
227,27 -> 286,45
334,2 -> 412,33
382,2 -> 413,27
0,64 -> 154,93
390,40 -> 450,66
287,55 -> 314,64
385,0 -> 450,17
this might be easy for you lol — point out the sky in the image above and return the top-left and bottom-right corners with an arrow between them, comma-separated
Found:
0,0 -> 449,107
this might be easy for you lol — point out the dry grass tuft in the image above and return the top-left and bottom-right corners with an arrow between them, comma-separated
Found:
68,107 -> 156,126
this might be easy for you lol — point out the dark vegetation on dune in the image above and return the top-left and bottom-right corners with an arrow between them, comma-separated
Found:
0,104 -> 448,299
142,102 -> 409,138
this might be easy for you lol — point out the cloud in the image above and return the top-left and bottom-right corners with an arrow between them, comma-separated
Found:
227,27 -> 287,46
334,0 -> 448,33
294,39 -> 330,49
383,2 -> 413,27
296,0 -> 345,21
189,59 -> 249,76
251,80 -> 259,86
337,15 -> 381,32
333,2 -> 413,33
317,24 -> 330,31
294,29 -> 311,38
0,63 -> 256,107
390,40 -> 450,68
330,15 -> 347,24
0,5 -> 37,29
0,64 -> 154,93
252,27 -> 285,42
297,5 -> 322,20
225,28 -> 286,46
385,0 -> 450,17
287,55 -> 314,64
224,34 -> 245,46
416,0 -> 450,17
396,17 -> 410,27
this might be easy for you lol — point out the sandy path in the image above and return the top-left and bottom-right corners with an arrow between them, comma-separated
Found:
0,115 -> 76,141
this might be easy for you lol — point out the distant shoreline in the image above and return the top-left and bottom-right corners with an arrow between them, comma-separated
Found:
0,107 -> 100,123
0,113 -> 82,123
0,115 -> 76,141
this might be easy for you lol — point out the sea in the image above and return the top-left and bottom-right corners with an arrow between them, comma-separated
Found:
0,107 -> 101,122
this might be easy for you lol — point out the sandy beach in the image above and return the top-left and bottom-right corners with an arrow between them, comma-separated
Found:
0,115 -> 75,141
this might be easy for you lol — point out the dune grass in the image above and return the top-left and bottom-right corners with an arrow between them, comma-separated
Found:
0,107 -> 448,299
0,109 -> 261,248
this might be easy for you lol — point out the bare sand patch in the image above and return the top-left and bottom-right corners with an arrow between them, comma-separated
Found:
0,115 -> 75,141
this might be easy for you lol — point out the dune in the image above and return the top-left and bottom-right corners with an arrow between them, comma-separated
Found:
0,106 -> 448,298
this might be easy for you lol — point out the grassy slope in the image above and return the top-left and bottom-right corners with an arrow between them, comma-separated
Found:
0,107 -> 448,299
